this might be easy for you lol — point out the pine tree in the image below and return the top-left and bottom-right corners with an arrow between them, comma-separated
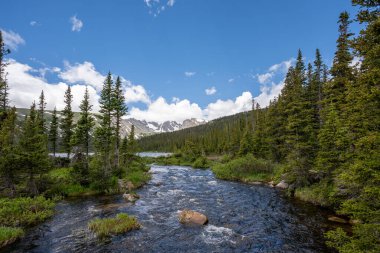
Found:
19,102 -> 50,196
325,2 -> 380,251
71,87 -> 94,185
326,11 -> 354,107
37,90 -> 47,133
94,72 -> 114,182
128,124 -> 137,155
120,135 -> 128,166
238,126 -> 253,156
0,107 -> 18,196
0,30 -> 10,122
48,107 -> 59,157
313,49 -> 325,126
282,50 -> 315,187
73,86 -> 94,157
112,76 -> 127,168
61,86 -> 74,158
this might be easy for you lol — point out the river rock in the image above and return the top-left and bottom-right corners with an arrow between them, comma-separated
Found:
276,180 -> 289,189
118,179 -> 136,192
328,216 -> 348,224
178,210 -> 208,225
123,193 -> 139,202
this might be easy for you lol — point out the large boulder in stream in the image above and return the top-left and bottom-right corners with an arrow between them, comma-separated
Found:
275,180 -> 289,189
178,210 -> 208,225
123,193 -> 139,202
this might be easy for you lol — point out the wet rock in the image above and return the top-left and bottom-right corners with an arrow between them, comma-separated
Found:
248,181 -> 263,185
349,219 -> 361,225
268,181 -> 275,187
123,193 -> 139,202
276,180 -> 289,189
127,181 -> 135,191
328,216 -> 348,224
178,210 -> 208,225
118,179 -> 136,192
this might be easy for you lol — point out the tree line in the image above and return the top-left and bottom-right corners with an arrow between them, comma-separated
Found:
139,1 -> 379,252
0,36 -> 138,195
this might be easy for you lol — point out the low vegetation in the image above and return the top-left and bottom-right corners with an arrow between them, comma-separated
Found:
88,213 -> 140,239
212,154 -> 279,182
0,197 -> 55,227
0,196 -> 55,248
0,227 -> 24,248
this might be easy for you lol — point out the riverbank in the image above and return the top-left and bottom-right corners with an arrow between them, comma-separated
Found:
147,153 -> 353,224
4,164 -> 338,252
0,156 -> 151,249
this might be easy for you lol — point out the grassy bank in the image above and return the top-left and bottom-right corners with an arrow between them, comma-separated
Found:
88,213 -> 140,239
146,152 -> 211,169
211,154 -> 282,183
0,196 -> 55,248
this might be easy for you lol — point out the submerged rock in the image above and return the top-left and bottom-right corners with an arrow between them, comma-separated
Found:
123,193 -> 139,202
178,210 -> 208,225
276,180 -> 289,189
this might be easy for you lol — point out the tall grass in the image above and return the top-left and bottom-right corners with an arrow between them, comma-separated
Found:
88,213 -> 140,239
0,227 -> 24,248
212,154 -> 278,182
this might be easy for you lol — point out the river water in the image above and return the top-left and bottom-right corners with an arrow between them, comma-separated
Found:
3,164 -> 339,253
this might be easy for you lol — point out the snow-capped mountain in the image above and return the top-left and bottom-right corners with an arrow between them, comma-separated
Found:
120,118 -> 207,137
15,108 -> 206,138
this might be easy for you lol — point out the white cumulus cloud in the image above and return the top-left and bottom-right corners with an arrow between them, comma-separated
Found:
205,86 -> 217,95
203,92 -> 253,120
70,15 -> 83,32
129,96 -> 203,123
5,59 -> 99,112
1,29 -> 25,51
59,61 -> 105,91
124,83 -> 151,104
254,58 -> 295,107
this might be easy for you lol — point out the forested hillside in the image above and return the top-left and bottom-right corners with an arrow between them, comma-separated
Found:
138,110 -> 254,154
139,1 -> 380,252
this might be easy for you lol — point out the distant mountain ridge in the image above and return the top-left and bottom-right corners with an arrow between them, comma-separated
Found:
14,108 -> 206,137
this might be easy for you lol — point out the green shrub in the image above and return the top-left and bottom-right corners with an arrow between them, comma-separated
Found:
0,227 -> 24,248
325,224 -> 380,253
0,197 -> 55,227
192,156 -> 209,169
88,213 -> 140,239
295,180 -> 338,207
125,170 -> 151,189
212,154 -> 277,182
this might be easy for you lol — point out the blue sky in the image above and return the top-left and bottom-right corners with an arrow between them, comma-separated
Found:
0,0 -> 361,123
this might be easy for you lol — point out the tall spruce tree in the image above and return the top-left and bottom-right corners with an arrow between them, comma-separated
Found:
72,86 -> 94,185
128,124 -> 137,155
112,76 -> 127,168
94,72 -> 114,182
326,2 -> 380,252
61,86 -> 74,158
0,107 -> 18,196
282,50 -> 315,187
19,102 -> 49,196
48,107 -> 59,157
0,30 -> 10,122
73,86 -> 94,157
37,90 -> 47,133
120,135 -> 128,166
